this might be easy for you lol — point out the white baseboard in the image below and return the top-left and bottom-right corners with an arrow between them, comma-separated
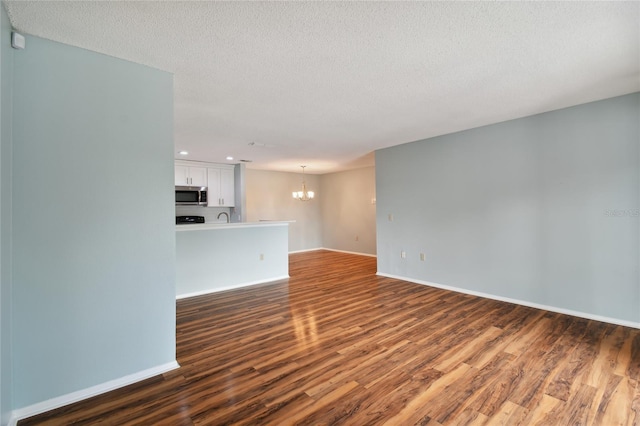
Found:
176,275 -> 290,299
289,247 -> 377,258
9,360 -> 180,426
376,272 -> 640,329
320,248 -> 377,258
288,247 -> 323,254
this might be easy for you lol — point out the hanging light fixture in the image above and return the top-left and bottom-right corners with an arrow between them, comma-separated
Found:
292,165 -> 314,201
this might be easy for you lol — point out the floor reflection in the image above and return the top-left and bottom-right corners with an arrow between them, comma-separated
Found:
287,284 -> 321,350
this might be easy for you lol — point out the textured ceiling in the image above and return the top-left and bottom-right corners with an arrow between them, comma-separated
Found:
4,1 -> 640,173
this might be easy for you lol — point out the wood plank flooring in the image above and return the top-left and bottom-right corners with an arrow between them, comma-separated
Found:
20,250 -> 640,425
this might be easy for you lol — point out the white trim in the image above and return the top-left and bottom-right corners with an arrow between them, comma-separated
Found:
376,272 -> 640,330
176,275 -> 290,299
9,360 -> 180,426
289,247 -> 323,254
320,248 -> 377,258
289,247 -> 377,258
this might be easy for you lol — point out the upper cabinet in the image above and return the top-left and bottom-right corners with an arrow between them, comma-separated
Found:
175,160 -> 235,207
175,164 -> 207,187
207,166 -> 235,207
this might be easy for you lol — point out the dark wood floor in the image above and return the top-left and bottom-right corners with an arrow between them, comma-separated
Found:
21,250 -> 640,425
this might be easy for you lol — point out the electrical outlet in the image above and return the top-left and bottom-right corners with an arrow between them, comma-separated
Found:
260,253 -> 264,261
420,253 -> 425,261
355,235 -> 359,241
401,251 -> 406,259
388,213 -> 393,222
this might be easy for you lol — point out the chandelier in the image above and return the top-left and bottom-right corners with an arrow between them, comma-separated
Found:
292,165 -> 314,201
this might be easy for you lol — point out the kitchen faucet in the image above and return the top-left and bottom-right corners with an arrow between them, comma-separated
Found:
217,212 -> 230,223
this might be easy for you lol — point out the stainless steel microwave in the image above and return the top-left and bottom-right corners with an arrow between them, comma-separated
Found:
175,186 -> 207,206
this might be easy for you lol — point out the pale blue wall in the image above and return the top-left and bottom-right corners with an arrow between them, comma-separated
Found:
0,4 -> 12,424
376,93 -> 640,324
11,36 -> 176,408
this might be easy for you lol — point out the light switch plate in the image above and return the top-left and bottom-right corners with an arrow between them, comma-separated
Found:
11,32 -> 25,49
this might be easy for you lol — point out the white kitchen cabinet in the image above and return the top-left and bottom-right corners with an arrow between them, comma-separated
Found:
175,165 -> 207,186
207,166 -> 235,207
220,168 -> 235,207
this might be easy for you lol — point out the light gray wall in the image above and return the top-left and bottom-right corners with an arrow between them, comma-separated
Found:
0,5 -> 12,425
320,167 -> 376,255
11,35 -> 176,409
246,168 -> 377,254
246,169 -> 323,252
176,224 -> 289,297
376,93 -> 640,325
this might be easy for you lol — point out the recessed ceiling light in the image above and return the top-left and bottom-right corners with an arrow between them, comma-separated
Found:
178,151 -> 189,155
226,156 -> 234,160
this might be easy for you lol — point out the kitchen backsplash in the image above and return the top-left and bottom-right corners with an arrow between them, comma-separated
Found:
175,205 -> 233,223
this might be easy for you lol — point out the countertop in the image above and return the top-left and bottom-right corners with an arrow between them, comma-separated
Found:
175,220 -> 294,232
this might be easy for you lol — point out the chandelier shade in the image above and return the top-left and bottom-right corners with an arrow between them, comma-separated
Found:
293,166 -> 314,201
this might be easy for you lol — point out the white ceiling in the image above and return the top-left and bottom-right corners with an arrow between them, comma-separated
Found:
4,1 -> 639,174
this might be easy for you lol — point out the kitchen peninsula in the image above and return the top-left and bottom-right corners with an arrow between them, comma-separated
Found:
175,221 -> 291,299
